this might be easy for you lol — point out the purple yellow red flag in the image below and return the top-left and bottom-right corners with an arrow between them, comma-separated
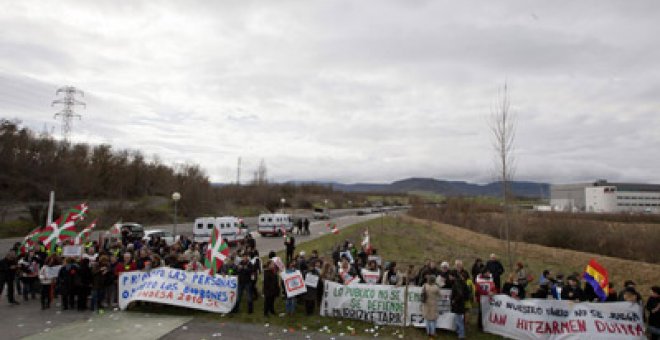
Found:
583,259 -> 609,301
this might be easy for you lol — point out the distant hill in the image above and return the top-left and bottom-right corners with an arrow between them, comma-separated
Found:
330,177 -> 549,198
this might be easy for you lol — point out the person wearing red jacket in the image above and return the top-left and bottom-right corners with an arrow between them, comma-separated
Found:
114,252 -> 137,277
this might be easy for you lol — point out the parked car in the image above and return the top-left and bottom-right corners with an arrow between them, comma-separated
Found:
313,208 -> 330,220
115,222 -> 145,239
143,229 -> 176,245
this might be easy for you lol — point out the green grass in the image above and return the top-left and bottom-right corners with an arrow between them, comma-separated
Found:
408,191 -> 445,203
137,217 -> 509,339
0,219 -> 34,238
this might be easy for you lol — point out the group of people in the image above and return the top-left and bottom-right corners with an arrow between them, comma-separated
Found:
1,230 -> 659,340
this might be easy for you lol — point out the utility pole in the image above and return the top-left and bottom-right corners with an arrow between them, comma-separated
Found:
236,157 -> 242,185
52,86 -> 85,141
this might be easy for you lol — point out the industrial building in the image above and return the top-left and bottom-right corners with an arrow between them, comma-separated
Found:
550,180 -> 660,213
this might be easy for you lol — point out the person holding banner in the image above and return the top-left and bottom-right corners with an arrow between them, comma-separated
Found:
303,263 -> 320,315
421,275 -> 441,337
283,260 -> 298,316
233,253 -> 256,314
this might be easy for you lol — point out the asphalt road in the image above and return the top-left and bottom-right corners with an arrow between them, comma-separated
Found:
0,208 -> 374,253
0,213 -> 382,340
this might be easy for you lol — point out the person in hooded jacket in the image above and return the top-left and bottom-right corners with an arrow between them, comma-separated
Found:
303,263 -> 320,315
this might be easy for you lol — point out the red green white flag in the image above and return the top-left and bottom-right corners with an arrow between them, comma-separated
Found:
43,203 -> 89,251
75,219 -> 97,245
204,224 -> 230,276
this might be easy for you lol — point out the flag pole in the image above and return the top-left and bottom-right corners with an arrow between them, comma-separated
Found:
46,191 -> 55,225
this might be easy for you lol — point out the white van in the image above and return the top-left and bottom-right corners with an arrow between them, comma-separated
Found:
258,213 -> 293,237
193,216 -> 248,245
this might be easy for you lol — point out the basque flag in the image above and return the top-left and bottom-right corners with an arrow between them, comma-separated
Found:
583,259 -> 609,301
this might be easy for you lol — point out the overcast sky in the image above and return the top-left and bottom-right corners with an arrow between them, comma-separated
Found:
1,1 -> 659,184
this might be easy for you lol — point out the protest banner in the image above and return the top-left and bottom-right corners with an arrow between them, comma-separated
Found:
481,295 -> 646,340
280,270 -> 307,298
321,281 -> 406,326
338,268 -> 358,285
119,268 -> 238,313
304,272 -> 319,288
407,286 -> 456,330
44,265 -> 62,279
62,245 -> 82,257
361,269 -> 381,285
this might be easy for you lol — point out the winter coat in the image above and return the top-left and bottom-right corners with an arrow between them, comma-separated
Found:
421,283 -> 441,321
451,281 -> 468,315
263,269 -> 280,298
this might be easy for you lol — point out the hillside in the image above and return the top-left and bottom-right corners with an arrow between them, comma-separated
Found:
331,177 -> 549,198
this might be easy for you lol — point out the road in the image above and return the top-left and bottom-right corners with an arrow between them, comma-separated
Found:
0,212 -> 381,339
0,208 -> 373,253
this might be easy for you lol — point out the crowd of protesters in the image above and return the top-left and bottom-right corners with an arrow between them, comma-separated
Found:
0,230 -> 659,340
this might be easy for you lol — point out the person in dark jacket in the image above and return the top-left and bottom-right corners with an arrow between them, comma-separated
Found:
284,235 -> 295,264
471,258 -> 485,281
0,251 -> 20,304
450,272 -> 468,339
262,260 -> 280,317
303,218 -> 310,235
303,265 -> 320,315
233,253 -> 256,314
647,286 -> 660,340
91,255 -> 111,312
561,276 -> 585,302
485,254 -> 505,291
502,274 -> 526,300
77,258 -> 92,310
58,257 -> 79,310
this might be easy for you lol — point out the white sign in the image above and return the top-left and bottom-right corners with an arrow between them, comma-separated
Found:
321,281 -> 406,326
62,245 -> 82,257
280,270 -> 307,298
368,255 -> 382,266
407,286 -> 456,330
304,273 -> 319,288
361,269 -> 381,285
481,295 -> 646,340
119,268 -> 238,313
44,265 -> 62,279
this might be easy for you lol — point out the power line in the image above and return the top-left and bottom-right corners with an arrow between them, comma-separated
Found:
52,85 -> 85,141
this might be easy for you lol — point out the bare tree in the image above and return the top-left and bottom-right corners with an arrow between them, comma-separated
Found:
252,158 -> 268,185
489,82 -> 517,270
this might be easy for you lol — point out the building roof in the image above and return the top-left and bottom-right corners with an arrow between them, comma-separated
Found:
593,180 -> 660,193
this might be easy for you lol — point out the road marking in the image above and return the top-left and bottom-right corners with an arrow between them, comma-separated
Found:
24,311 -> 192,340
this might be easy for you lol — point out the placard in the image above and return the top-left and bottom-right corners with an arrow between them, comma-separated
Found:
361,269 -> 381,285
407,286 -> 456,330
304,273 -> 319,288
280,270 -> 307,298
481,294 -> 645,340
368,255 -> 382,266
119,268 -> 238,313
62,245 -> 83,257
43,265 -> 62,279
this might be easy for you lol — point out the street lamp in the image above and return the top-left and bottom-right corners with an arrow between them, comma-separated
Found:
172,192 -> 181,236
280,198 -> 286,212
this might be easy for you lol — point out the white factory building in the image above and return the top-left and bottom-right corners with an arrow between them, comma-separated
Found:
550,180 -> 660,213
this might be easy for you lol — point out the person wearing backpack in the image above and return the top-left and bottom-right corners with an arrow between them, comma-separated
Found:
421,275 -> 441,337
58,257 -> 79,310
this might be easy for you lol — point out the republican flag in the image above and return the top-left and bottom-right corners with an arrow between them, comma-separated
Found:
583,259 -> 609,301
205,224 -> 230,276
75,219 -> 97,245
19,226 -> 43,254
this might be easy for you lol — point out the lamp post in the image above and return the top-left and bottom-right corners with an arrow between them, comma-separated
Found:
172,192 -> 181,236
280,198 -> 286,213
